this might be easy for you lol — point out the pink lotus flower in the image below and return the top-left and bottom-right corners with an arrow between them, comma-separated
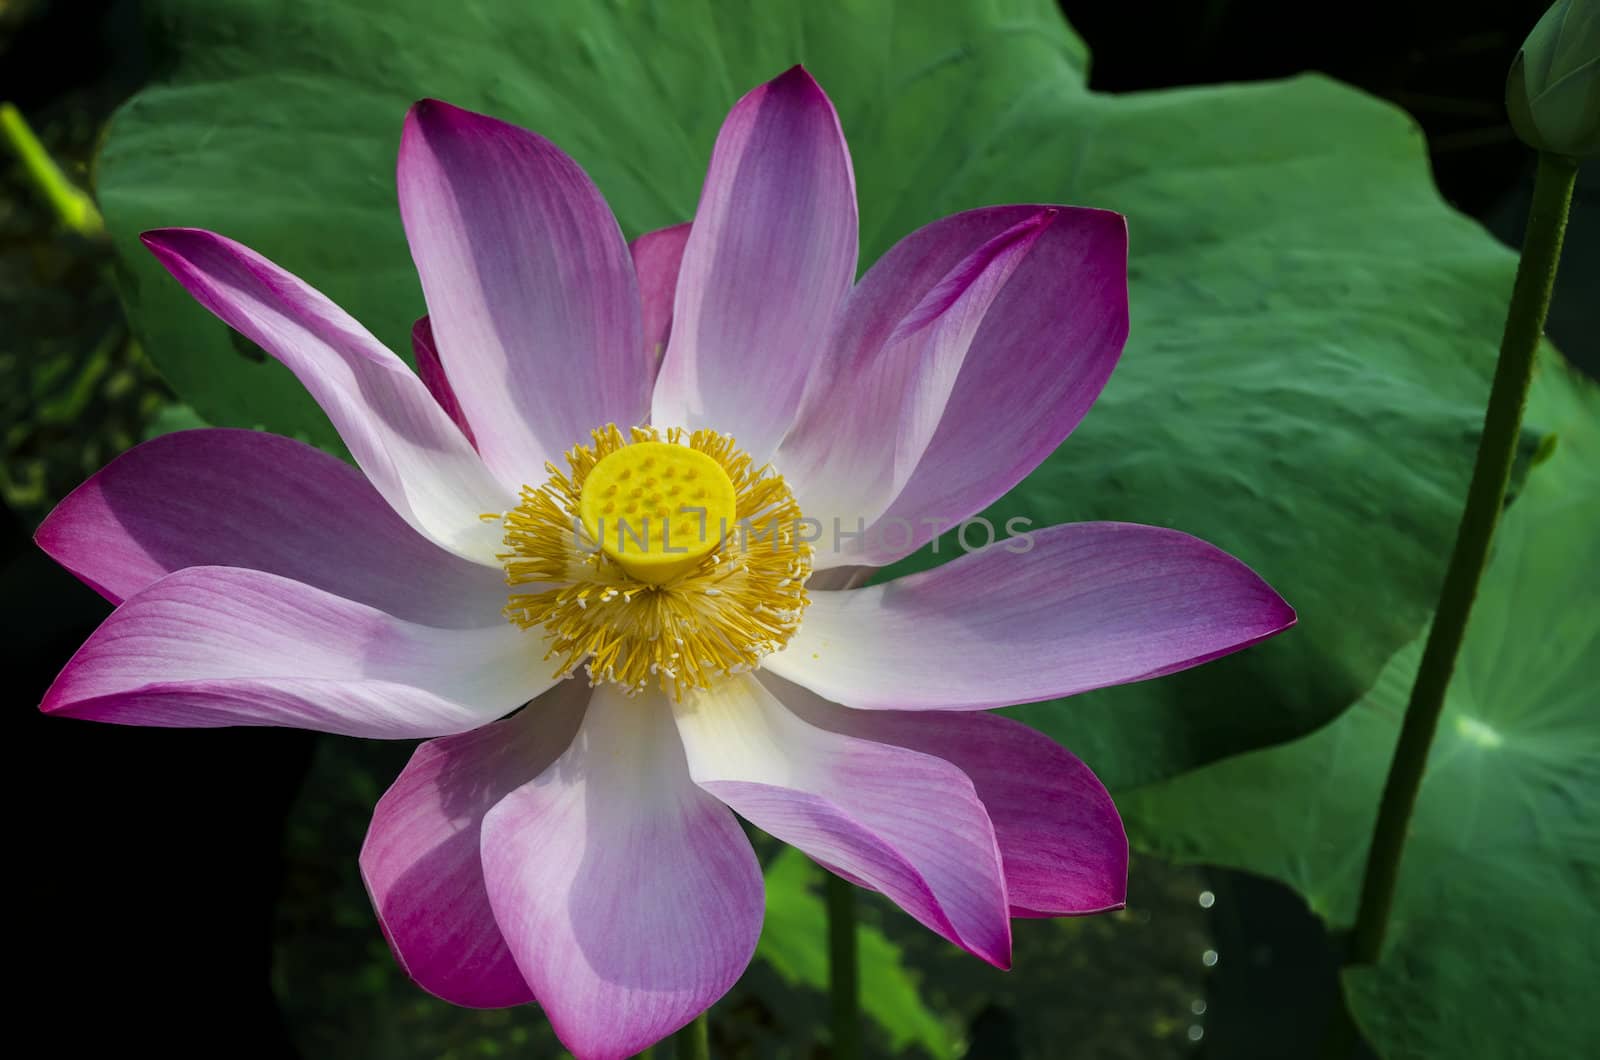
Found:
38,67 -> 1293,1059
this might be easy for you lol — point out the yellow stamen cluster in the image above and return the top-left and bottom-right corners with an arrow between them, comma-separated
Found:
500,424 -> 812,698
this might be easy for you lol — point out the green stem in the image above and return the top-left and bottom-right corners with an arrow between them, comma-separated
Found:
827,871 -> 862,1060
671,1013 -> 708,1060
1325,151 -> 1578,1053
0,102 -> 105,237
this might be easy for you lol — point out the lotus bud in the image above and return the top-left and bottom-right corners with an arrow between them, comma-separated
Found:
1507,0 -> 1600,157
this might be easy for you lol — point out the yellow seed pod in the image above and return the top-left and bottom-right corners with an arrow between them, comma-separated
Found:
578,441 -> 738,584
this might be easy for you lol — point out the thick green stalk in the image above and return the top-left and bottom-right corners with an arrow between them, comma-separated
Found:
1324,151 -> 1578,1055
827,871 -> 862,1059
671,1013 -> 708,1060
0,102 -> 105,237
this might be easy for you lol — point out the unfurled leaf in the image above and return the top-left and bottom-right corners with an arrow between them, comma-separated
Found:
1121,354 -> 1600,1059
98,0 -> 1542,784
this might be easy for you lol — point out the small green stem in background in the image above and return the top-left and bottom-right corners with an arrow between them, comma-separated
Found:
0,101 -> 106,237
1322,150 -> 1579,1057
827,871 -> 862,1060
671,1012 -> 709,1060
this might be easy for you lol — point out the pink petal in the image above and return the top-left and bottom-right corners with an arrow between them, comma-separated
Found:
863,207 -> 1127,564
779,209 -> 1056,560
398,99 -> 650,488
652,66 -> 858,461
782,205 -> 1127,567
480,685 -> 762,1059
765,522 -> 1296,711
410,316 -> 476,448
769,675 -> 1127,916
35,428 -> 504,626
671,675 -> 1011,967
41,566 -> 558,738
629,223 -> 691,368
140,228 -> 510,562
360,679 -> 589,1008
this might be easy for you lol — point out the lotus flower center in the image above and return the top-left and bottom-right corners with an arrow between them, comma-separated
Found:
498,425 -> 812,697
577,441 -> 738,585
